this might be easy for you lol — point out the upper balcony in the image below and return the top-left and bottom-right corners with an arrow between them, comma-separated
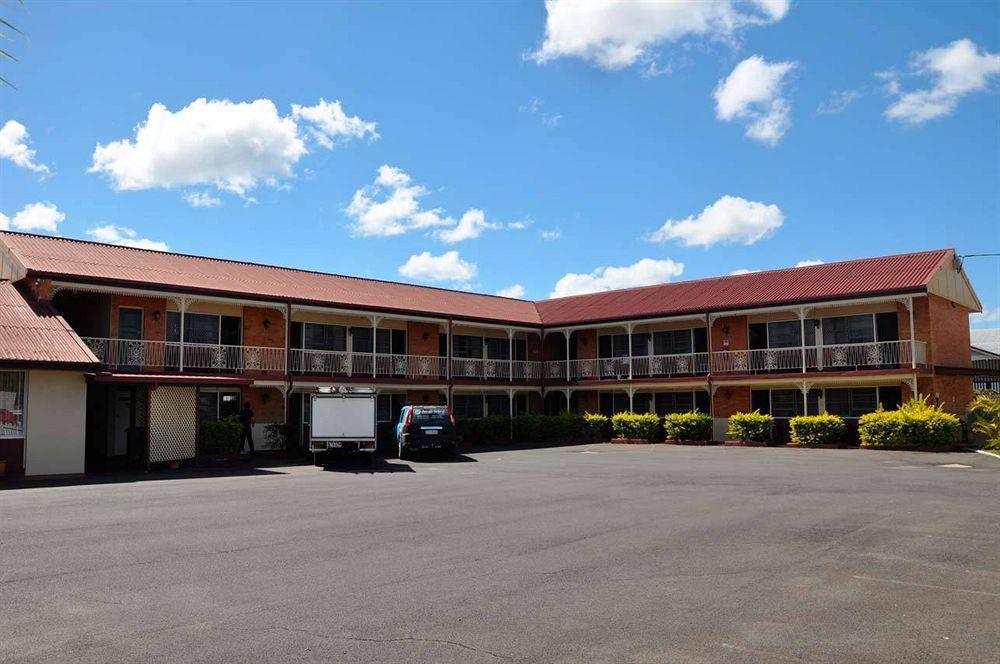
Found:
82,337 -> 286,374
543,339 -> 927,383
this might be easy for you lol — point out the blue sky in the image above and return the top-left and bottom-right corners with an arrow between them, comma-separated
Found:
1,1 -> 998,324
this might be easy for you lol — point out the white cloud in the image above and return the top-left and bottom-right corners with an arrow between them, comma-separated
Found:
884,39 -> 1000,124
648,195 -> 783,247
0,202 -> 65,233
183,191 -> 222,208
795,259 -> 824,267
519,97 -> 563,127
496,284 -> 526,299
714,55 -> 796,145
540,230 -> 562,241
0,120 -> 51,176
398,251 -> 478,283
89,97 -> 375,200
291,98 -> 379,148
816,89 -> 861,115
530,0 -> 789,71
971,307 -> 1000,326
433,209 -> 500,243
86,225 -> 169,251
347,165 -> 522,243
550,258 -> 684,298
729,268 -> 760,275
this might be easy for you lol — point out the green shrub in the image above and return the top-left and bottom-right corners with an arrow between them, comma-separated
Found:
662,411 -> 713,441
199,416 -> 243,455
789,413 -> 845,446
264,423 -> 289,450
512,413 -> 546,442
582,412 -> 611,440
969,392 -> 1000,450
611,412 -> 661,440
457,416 -> 510,443
727,411 -> 773,443
859,395 -> 960,449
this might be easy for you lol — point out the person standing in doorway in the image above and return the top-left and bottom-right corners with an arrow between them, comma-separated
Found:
240,401 -> 255,454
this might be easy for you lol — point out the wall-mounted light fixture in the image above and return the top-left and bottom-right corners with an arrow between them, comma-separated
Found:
261,392 -> 270,404
152,310 -> 161,322
724,389 -> 732,400
722,325 -> 730,335
263,318 -> 271,330
422,332 -> 429,341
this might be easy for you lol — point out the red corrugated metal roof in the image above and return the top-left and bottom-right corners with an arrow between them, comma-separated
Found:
534,249 -> 951,326
0,282 -> 99,365
0,232 -> 951,328
0,232 -> 542,325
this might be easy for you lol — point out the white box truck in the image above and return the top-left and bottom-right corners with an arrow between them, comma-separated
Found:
309,389 -> 377,463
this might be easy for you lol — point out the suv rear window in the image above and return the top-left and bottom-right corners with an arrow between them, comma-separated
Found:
411,407 -> 451,425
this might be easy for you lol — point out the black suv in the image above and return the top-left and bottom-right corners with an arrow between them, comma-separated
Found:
396,405 -> 458,459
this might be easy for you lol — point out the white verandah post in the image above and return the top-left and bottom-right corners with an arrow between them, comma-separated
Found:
508,328 -> 514,382
799,307 -> 807,373
908,297 -> 916,369
564,330 -> 571,382
178,297 -> 187,372
626,322 -> 634,380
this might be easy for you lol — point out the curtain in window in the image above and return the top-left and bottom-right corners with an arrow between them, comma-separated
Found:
0,372 -> 25,438
823,315 -> 875,345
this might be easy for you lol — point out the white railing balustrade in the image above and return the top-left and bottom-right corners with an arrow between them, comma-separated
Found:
632,352 -> 709,377
820,340 -> 925,369
710,340 -> 925,374
710,347 -> 814,374
291,350 -> 448,379
83,337 -> 285,372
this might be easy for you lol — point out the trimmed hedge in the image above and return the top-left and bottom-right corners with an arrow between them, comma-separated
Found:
611,412 -> 661,440
727,411 -> 773,443
582,413 -> 611,440
789,413 -> 845,446
199,416 -> 243,455
663,412 -> 713,441
457,415 -> 509,443
859,396 -> 960,449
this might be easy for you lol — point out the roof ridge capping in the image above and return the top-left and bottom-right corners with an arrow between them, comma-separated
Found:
0,230 -> 532,303
536,248 -> 954,304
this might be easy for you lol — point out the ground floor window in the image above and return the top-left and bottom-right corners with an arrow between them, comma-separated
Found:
751,389 -> 821,418
452,394 -> 485,419
198,390 -> 241,422
598,390 -> 708,416
0,371 -> 25,438
825,386 -> 902,418
599,392 -> 631,416
376,394 -> 408,423
452,393 -> 527,418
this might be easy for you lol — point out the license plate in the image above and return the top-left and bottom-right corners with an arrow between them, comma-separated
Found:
424,429 -> 438,435
328,441 -> 342,448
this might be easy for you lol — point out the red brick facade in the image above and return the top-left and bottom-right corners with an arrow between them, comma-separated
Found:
407,322 -> 439,356
110,295 -> 168,341
712,315 -> 748,352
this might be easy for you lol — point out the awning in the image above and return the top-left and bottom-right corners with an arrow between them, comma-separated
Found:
86,372 -> 255,386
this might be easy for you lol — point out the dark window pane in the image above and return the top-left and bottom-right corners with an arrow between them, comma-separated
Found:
454,335 -> 482,359
875,312 -> 899,342
375,329 -> 392,354
770,389 -> 802,418
807,389 -> 822,415
485,338 -> 509,360
118,308 -> 143,340
751,389 -> 771,414
485,394 -> 510,416
598,335 -> 612,358
220,316 -> 241,346
693,328 -> 708,353
849,388 -> 878,417
166,311 -> 181,342
631,333 -> 649,356
824,388 -> 851,417
513,339 -> 527,361
804,319 -> 817,347
351,327 -> 373,353
653,330 -> 692,355
303,323 -> 346,351
453,395 -> 483,419
824,315 -> 875,345
767,321 -> 801,348
198,392 -> 219,422
749,323 -> 768,350
219,392 -> 240,419
633,393 -> 652,414
611,335 -> 629,357
695,390 -> 710,414
825,387 -> 878,418
185,313 -> 219,345
392,329 -> 407,354
878,386 -> 903,410
654,391 -> 694,415
599,393 -> 615,417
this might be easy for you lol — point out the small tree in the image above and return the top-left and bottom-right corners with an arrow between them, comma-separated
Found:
969,392 -> 1000,450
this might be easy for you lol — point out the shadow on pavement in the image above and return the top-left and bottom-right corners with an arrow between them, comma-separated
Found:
321,457 -> 416,474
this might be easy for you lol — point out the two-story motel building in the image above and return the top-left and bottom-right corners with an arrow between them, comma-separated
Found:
0,231 -> 981,478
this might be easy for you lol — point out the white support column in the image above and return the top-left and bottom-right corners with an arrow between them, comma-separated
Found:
907,297 -> 916,369
508,328 -> 514,383
178,297 -> 187,372
371,315 -> 381,378
801,382 -> 810,416
627,385 -> 634,413
626,322 -> 634,380
563,388 -> 572,414
564,330 -> 571,381
799,307 -> 807,373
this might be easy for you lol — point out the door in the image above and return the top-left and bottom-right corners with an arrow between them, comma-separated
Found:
111,389 -> 133,456
117,308 -> 143,369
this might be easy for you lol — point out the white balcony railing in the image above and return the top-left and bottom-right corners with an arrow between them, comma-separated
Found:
450,358 -> 543,381
82,337 -> 285,372
544,353 -> 709,381
709,340 -> 926,374
291,349 -> 447,379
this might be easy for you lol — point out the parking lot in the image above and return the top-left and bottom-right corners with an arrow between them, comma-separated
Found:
2,444 -> 999,663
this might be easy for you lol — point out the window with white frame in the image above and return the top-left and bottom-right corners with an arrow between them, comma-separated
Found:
0,371 -> 25,438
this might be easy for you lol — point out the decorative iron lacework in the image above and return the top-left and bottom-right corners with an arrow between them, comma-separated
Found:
148,385 -> 197,463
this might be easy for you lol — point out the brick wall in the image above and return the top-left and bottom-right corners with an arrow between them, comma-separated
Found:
927,294 -> 971,368
575,329 -> 598,360
242,386 -> 285,423
711,386 -> 751,418
711,315 -> 748,352
110,295 -> 167,341
242,307 -> 285,349
407,322 -> 439,356
931,376 -> 974,416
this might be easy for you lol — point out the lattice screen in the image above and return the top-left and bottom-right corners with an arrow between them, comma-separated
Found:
148,385 -> 197,463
